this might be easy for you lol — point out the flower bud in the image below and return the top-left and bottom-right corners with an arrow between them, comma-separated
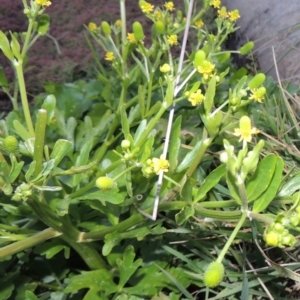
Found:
155,20 -> 165,35
264,231 -> 279,247
239,41 -> 254,55
132,21 -> 145,41
121,139 -> 131,149
248,73 -> 266,89
193,50 -> 206,68
101,21 -> 111,36
3,135 -> 19,154
96,176 -> 114,191
204,262 -> 225,288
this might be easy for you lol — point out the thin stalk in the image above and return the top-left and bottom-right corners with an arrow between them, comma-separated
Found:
21,19 -> 34,57
14,61 -> 34,136
33,109 -> 47,178
216,211 -> 247,263
0,228 -> 61,259
81,201 -> 186,242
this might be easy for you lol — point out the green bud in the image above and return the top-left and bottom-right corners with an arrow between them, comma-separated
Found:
193,50 -> 206,67
290,215 -> 300,227
132,21 -> 145,41
3,135 -> 19,154
205,111 -> 223,137
176,10 -> 183,21
101,21 -> 111,36
204,262 -> 225,288
217,52 -> 231,64
239,41 -> 254,55
264,231 -> 279,247
248,73 -> 266,89
155,20 -> 165,35
273,222 -> 284,233
121,139 -> 131,149
96,176 -> 114,191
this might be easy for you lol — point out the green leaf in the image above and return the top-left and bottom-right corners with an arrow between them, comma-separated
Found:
204,76 -> 216,114
176,140 -> 202,173
72,139 -> 93,186
64,269 -> 117,295
139,135 -> 154,163
168,116 -> 181,173
195,164 -> 226,202
0,31 -> 13,61
50,139 -> 73,167
246,154 -> 277,202
9,154 -> 24,183
252,156 -> 284,212
120,105 -> 130,140
36,14 -> 50,35
9,32 -> 21,60
138,85 -> 145,118
175,205 -> 194,225
42,94 -> 56,124
226,171 -> 241,204
13,120 -> 33,140
73,189 -> 125,205
117,245 -> 143,288
165,78 -> 174,106
24,291 -> 39,300
0,66 -> 9,88
34,239 -> 70,259
278,173 -> 300,197
133,119 -> 147,145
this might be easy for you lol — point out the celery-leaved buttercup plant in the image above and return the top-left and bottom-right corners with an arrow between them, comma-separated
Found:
1,0 -> 300,299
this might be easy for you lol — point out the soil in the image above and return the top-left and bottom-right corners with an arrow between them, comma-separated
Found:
0,0 -> 183,112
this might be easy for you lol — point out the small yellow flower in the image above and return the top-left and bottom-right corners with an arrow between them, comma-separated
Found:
105,52 -> 115,61
167,34 -> 178,46
141,2 -> 154,14
195,20 -> 204,28
160,63 -> 171,73
154,10 -> 162,20
188,89 -> 205,106
234,116 -> 260,145
228,9 -> 240,22
218,7 -> 228,19
210,0 -> 221,9
151,156 -> 170,174
35,0 -> 51,7
249,87 -> 266,103
115,19 -> 122,27
197,60 -> 215,80
164,1 -> 175,11
127,33 -> 137,44
88,22 -> 97,31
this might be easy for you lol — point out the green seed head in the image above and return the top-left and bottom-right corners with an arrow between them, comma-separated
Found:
96,176 -> 114,191
239,41 -> 254,55
155,21 -> 165,35
121,139 -> 131,149
193,50 -> 206,68
204,261 -> 225,288
3,136 -> 19,154
248,73 -> 266,89
132,21 -> 145,41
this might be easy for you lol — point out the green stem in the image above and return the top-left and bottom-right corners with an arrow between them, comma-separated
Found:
0,228 -> 61,259
33,109 -> 47,178
112,164 -> 136,181
14,60 -> 34,136
81,201 -> 186,242
216,211 -> 247,263
21,19 -> 34,57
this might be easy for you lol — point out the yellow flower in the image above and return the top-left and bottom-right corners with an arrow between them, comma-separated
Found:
35,0 -> 51,7
249,87 -> 266,103
234,116 -> 260,145
228,9 -> 240,22
197,60 -> 215,80
151,156 -> 170,174
115,19 -> 122,27
127,33 -> 137,44
210,0 -> 221,9
188,89 -> 205,106
160,63 -> 171,73
105,52 -> 115,61
154,10 -> 162,20
88,22 -> 97,31
195,20 -> 204,28
167,34 -> 178,46
218,7 -> 228,19
141,2 -> 154,14
164,1 -> 175,11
